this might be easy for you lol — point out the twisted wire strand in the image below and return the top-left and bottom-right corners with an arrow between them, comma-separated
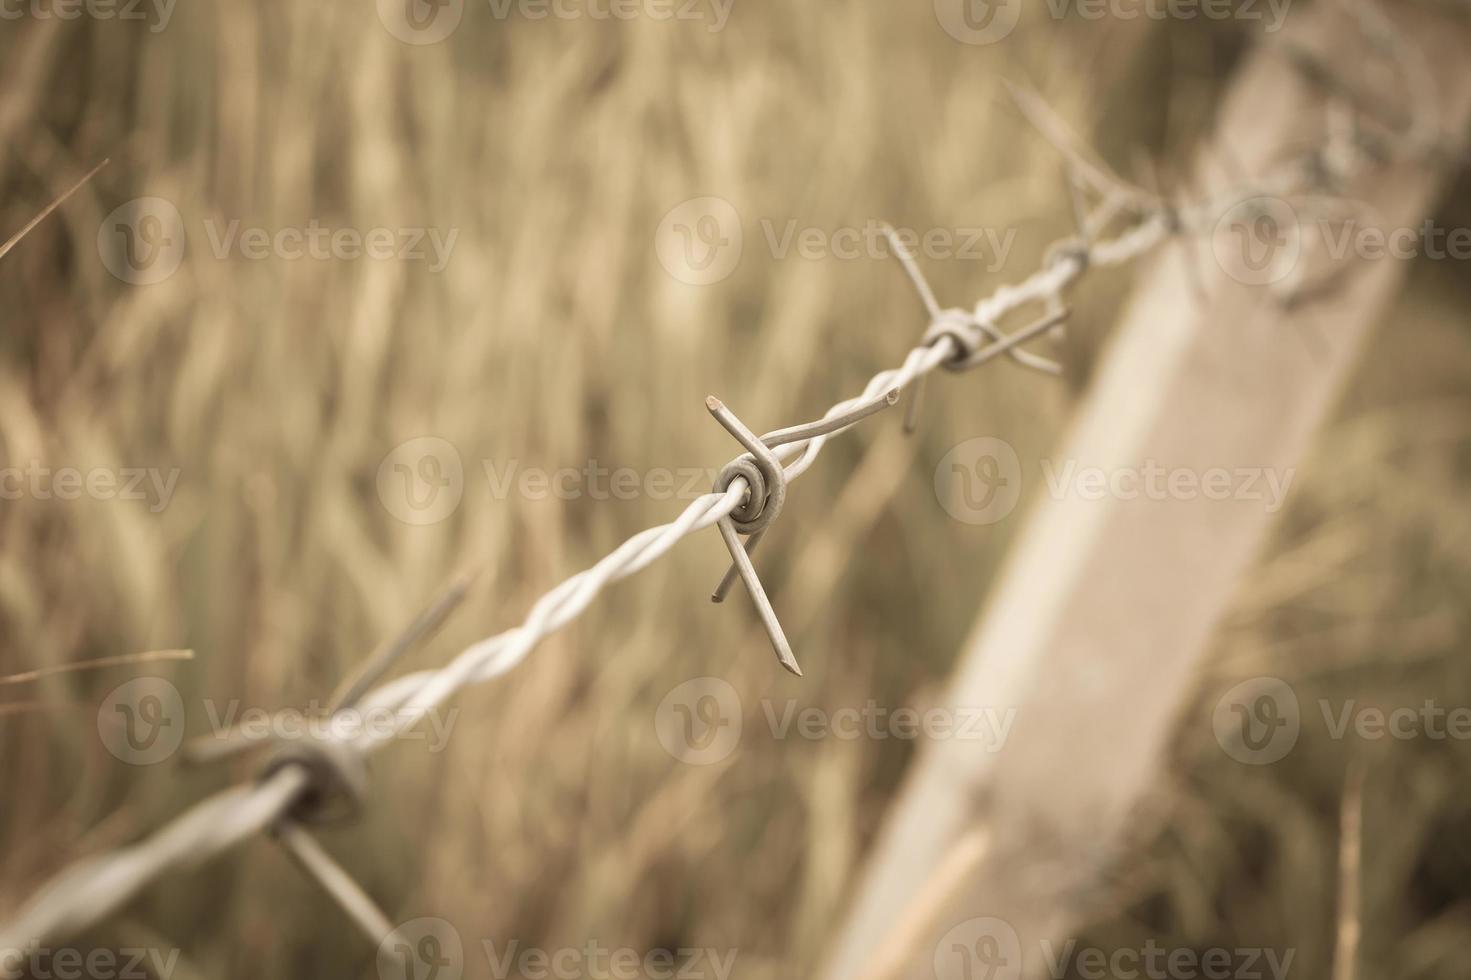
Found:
1,48 -> 1432,944
0,201 -> 1196,952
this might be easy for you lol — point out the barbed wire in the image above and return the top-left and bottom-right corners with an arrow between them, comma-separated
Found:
0,7 -> 1457,962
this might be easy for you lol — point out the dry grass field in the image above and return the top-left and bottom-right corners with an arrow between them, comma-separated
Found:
1,1 -> 1469,977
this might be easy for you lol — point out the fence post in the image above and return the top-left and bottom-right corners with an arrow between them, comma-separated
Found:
819,7 -> 1471,980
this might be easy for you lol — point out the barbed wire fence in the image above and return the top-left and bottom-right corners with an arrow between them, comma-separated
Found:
0,7 -> 1462,969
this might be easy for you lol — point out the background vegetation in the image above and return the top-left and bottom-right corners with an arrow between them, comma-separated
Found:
1,1 -> 1468,977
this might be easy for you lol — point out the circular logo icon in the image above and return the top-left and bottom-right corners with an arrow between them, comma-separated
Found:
933,0 -> 1022,45
377,0 -> 464,44
98,677 -> 186,765
378,917 -> 465,980
1211,195 -> 1302,286
654,197 -> 742,285
655,677 -> 742,765
1212,676 -> 1300,765
97,197 -> 186,285
377,437 -> 465,526
935,917 -> 1022,980
934,437 -> 1022,526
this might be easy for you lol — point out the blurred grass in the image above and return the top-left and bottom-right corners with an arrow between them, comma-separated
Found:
0,2 -> 1468,978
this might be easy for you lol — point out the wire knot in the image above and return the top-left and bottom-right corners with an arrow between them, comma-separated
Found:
710,403 -> 787,536
705,396 -> 800,674
259,736 -> 370,826
1043,237 -> 1091,276
920,309 -> 987,372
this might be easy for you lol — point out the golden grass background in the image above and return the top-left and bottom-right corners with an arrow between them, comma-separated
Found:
1,1 -> 1469,976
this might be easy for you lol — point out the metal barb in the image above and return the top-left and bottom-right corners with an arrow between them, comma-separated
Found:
1001,79 -> 1146,205
959,307 -> 1071,371
706,397 -> 799,674
882,226 -> 1061,434
710,388 -> 901,603
715,517 -> 801,676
